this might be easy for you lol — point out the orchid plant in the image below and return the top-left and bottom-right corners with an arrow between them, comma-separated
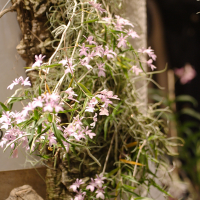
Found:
0,0 -> 179,199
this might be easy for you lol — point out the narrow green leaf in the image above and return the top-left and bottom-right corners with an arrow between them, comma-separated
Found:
106,63 -> 117,85
85,45 -> 96,48
41,126 -> 51,134
35,117 -> 46,127
132,48 -> 146,73
0,102 -> 9,111
122,67 -> 128,79
0,108 -> 3,117
41,63 -> 62,69
121,174 -> 140,184
106,167 -> 120,177
39,85 -> 42,96
37,124 -> 42,134
123,184 -> 136,191
54,155 -> 57,168
181,108 -> 200,121
151,179 -> 172,197
116,61 -> 128,69
110,29 -> 125,34
58,107 -> 81,113
176,95 -> 198,107
79,97 -> 89,115
8,97 -> 26,104
148,135 -> 159,141
122,184 -> 137,196
84,18 -> 98,23
37,154 -> 51,160
88,25 -> 106,44
8,103 -> 13,110
77,83 -> 93,96
104,117 -> 110,140
30,134 -> 39,152
113,35 -> 116,51
28,128 -> 35,147
34,126 -> 50,142
18,117 -> 34,129
66,153 -> 70,168
52,122 -> 66,150
104,25 -> 107,43
48,114 -> 53,122
67,140 -> 85,147
34,110 -> 39,120
88,25 -> 95,34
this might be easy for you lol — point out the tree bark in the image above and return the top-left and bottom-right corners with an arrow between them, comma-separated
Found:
44,149 -> 102,200
11,0 -> 56,85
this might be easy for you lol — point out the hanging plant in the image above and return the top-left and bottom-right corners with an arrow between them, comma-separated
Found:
0,0 -> 181,199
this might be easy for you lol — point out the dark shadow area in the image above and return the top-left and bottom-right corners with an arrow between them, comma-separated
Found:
147,0 -> 200,199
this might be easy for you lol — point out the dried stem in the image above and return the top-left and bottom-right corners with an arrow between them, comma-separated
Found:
47,0 -> 78,72
102,132 -> 115,175
133,131 -> 151,177
0,0 -> 20,18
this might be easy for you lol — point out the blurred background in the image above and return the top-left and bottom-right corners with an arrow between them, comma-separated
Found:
148,0 -> 200,199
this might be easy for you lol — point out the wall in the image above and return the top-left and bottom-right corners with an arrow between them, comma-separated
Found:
0,0 -> 36,171
0,1 -> 46,199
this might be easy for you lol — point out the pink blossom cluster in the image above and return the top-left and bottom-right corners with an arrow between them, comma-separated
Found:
0,110 -> 63,158
7,76 -> 31,90
0,112 -> 61,158
88,1 -> 106,14
64,115 -> 96,142
0,89 -> 100,158
0,127 -> 29,152
0,111 -> 30,158
97,63 -> 106,77
174,64 -> 196,84
97,90 -> 120,116
79,36 -> 116,75
70,174 -> 106,200
0,94 -> 64,154
138,47 -> 157,71
59,57 -> 76,75
101,15 -> 139,50
90,113 -> 97,128
40,130 -> 57,147
116,28 -> 140,48
0,111 -> 25,131
130,65 -> 143,75
92,10 -> 135,59
0,108 -> 60,152
32,54 -> 45,68
31,120 -> 64,152
22,93 -> 63,117
102,15 -> 135,31
114,15 -> 134,31
64,87 -> 79,102
117,33 -> 128,49
85,89 -> 120,117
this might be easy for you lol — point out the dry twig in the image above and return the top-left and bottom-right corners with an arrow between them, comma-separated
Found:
0,0 -> 21,18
